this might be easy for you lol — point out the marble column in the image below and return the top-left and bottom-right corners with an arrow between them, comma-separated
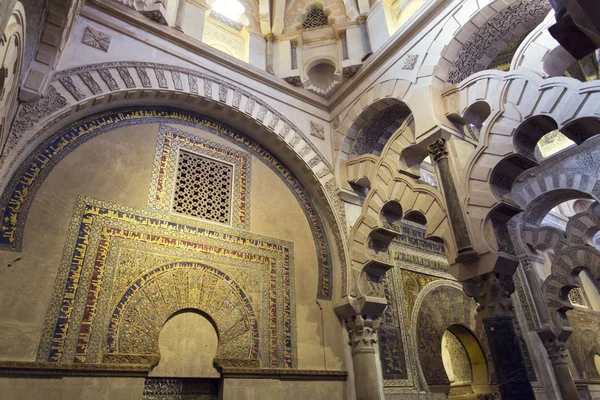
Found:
339,30 -> 349,60
346,315 -> 382,400
463,272 -> 536,399
290,40 -> 298,70
542,336 -> 579,400
427,139 -> 477,262
357,16 -> 372,61
265,33 -> 275,74
174,0 -> 186,31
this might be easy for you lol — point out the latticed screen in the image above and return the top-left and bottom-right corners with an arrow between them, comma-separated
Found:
303,8 -> 329,29
173,150 -> 233,224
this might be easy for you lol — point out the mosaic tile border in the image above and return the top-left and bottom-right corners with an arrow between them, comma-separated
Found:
148,124 -> 251,229
0,108 -> 332,300
37,197 -> 297,369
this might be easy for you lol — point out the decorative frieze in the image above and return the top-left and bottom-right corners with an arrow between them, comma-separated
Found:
59,77 -> 85,100
98,68 -> 118,91
171,71 -> 182,90
136,67 -> 152,88
117,67 -> 135,88
154,68 -> 168,88
188,75 -> 198,93
78,72 -> 102,95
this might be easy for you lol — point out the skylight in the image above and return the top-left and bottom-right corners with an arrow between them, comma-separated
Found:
211,0 -> 246,22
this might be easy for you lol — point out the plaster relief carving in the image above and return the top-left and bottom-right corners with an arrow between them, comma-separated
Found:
82,26 -> 111,53
136,67 -> 152,88
401,54 -> 418,70
99,68 -> 119,91
310,121 -> 325,140
59,76 -> 85,101
4,85 -> 67,160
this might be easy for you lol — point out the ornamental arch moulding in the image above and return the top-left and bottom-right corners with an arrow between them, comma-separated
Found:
444,69 -> 600,280
419,0 -> 550,86
0,61 -> 351,300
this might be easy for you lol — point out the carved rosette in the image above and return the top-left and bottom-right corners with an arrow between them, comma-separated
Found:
346,315 -> 380,355
462,272 -> 515,319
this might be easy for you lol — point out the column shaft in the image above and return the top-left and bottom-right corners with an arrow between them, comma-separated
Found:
463,273 -> 536,399
357,16 -> 372,61
427,139 -> 476,261
483,316 -> 536,399
543,337 -> 579,400
265,34 -> 275,74
347,316 -> 382,400
174,0 -> 186,31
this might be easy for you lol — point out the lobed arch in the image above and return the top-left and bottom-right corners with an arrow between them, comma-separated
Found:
541,245 -> 600,338
350,176 -> 456,298
565,203 -> 600,245
341,96 -> 456,297
105,262 -> 259,365
342,115 -> 422,192
442,70 -> 600,276
521,198 -> 600,338
0,61 -> 351,299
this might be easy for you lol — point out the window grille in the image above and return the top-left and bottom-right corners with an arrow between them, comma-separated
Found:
173,151 -> 233,224
303,7 -> 329,29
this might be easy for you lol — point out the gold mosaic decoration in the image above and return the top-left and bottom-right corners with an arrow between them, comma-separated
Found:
37,197 -> 297,369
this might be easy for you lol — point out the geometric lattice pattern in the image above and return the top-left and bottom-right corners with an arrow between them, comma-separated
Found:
568,287 -> 587,307
143,378 -> 218,400
302,7 -> 328,29
173,151 -> 233,224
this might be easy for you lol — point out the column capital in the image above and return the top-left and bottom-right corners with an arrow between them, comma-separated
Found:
357,15 -> 368,24
542,336 -> 570,365
290,40 -> 299,48
463,272 -> 515,319
427,138 -> 448,162
338,30 -> 347,39
346,315 -> 380,355
264,33 -> 275,41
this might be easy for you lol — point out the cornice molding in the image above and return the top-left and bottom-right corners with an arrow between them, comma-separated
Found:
219,367 -> 348,380
0,361 -> 153,377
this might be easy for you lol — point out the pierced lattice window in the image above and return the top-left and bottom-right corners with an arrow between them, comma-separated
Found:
173,151 -> 233,224
303,7 -> 329,29
568,287 -> 587,307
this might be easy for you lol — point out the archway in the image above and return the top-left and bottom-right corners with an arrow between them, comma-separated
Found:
413,282 -> 497,395
442,324 -> 489,398
144,310 -> 221,400
151,310 -> 220,378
